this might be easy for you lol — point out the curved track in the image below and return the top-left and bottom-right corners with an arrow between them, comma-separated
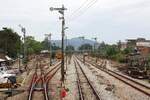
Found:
27,61 -> 61,100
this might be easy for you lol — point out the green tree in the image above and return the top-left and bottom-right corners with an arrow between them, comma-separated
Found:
26,36 -> 42,55
97,42 -> 107,58
65,45 -> 75,54
0,27 -> 21,58
41,38 -> 49,50
106,45 -> 119,57
98,43 -> 120,59
122,47 -> 133,54
41,39 -> 61,51
78,43 -> 93,52
41,39 -> 61,58
51,43 -> 60,52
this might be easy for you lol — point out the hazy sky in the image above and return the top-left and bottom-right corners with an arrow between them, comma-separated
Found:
0,0 -> 150,44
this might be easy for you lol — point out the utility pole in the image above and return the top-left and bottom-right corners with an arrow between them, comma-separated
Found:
45,33 -> 52,66
19,25 -> 27,66
92,37 -> 97,63
65,36 -> 67,71
18,36 -> 21,71
79,36 -> 85,53
79,36 -> 85,63
50,5 -> 67,83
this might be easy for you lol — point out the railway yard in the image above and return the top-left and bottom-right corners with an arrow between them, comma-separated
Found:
1,1 -> 150,100
0,0 -> 150,100
0,54 -> 149,100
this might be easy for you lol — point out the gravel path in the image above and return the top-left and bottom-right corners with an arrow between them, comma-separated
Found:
64,57 -> 79,100
76,57 -> 119,100
48,69 -> 61,100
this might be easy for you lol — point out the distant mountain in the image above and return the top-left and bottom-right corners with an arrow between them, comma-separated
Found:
51,37 -> 95,50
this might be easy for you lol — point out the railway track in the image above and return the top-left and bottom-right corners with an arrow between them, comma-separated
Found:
74,57 -> 102,100
27,59 -> 61,100
76,56 -> 150,97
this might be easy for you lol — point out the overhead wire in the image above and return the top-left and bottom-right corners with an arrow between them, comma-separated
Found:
68,0 -> 98,22
72,0 -> 98,21
69,0 -> 90,18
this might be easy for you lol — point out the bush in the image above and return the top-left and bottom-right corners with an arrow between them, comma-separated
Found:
111,53 -> 125,63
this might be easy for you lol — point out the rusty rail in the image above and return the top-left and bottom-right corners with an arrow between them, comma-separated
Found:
74,57 -> 102,100
27,61 -> 61,100
76,56 -> 150,97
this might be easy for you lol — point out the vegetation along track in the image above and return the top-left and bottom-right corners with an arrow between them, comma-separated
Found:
76,56 -> 150,97
28,61 -> 61,100
74,57 -> 102,100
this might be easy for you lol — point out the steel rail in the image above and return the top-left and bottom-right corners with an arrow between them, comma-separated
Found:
74,58 -> 102,100
74,60 -> 84,100
27,62 -> 61,100
76,56 -> 150,97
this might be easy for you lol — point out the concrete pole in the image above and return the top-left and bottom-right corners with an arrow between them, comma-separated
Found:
48,34 -> 52,66
92,37 -> 97,63
61,7 -> 65,82
45,33 -> 52,66
50,5 -> 67,83
65,36 -> 68,71
18,25 -> 27,66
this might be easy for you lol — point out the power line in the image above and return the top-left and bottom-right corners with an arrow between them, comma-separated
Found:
69,0 -> 90,18
72,0 -> 98,21
68,0 -> 98,21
